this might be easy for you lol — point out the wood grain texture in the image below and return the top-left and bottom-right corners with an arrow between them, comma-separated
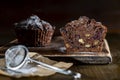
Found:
0,36 -> 112,64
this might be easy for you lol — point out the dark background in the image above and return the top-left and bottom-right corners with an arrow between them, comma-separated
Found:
0,0 -> 120,45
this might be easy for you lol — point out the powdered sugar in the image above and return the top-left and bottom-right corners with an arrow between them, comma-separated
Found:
15,15 -> 53,30
27,15 -> 43,30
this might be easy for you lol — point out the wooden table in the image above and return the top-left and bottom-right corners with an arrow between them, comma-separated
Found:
0,33 -> 120,80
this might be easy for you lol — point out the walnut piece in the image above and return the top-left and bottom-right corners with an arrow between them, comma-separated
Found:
85,34 -> 90,37
65,43 -> 70,48
94,40 -> 99,45
78,39 -> 84,44
85,44 -> 91,47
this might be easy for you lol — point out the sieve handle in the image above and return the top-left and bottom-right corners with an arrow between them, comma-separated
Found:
29,58 -> 81,79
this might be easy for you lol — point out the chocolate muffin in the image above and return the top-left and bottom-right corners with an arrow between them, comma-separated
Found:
60,16 -> 107,53
15,15 -> 55,47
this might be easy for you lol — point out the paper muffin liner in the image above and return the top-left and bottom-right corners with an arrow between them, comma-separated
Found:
15,28 -> 54,47
35,29 -> 54,46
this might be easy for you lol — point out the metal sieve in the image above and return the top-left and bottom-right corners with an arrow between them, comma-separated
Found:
5,45 -> 81,79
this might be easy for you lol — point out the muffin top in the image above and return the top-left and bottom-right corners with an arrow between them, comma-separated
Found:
15,15 -> 54,31
64,16 -> 107,31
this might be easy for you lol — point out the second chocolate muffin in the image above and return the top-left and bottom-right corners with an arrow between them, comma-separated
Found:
60,16 -> 107,53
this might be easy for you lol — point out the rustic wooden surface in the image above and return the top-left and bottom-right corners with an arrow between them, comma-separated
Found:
0,33 -> 120,80
0,36 -> 112,64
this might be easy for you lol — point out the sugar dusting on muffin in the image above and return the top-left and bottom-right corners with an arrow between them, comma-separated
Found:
14,15 -> 55,47
15,15 -> 53,31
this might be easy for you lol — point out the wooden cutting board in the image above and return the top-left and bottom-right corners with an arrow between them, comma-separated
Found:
0,36 -> 112,64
